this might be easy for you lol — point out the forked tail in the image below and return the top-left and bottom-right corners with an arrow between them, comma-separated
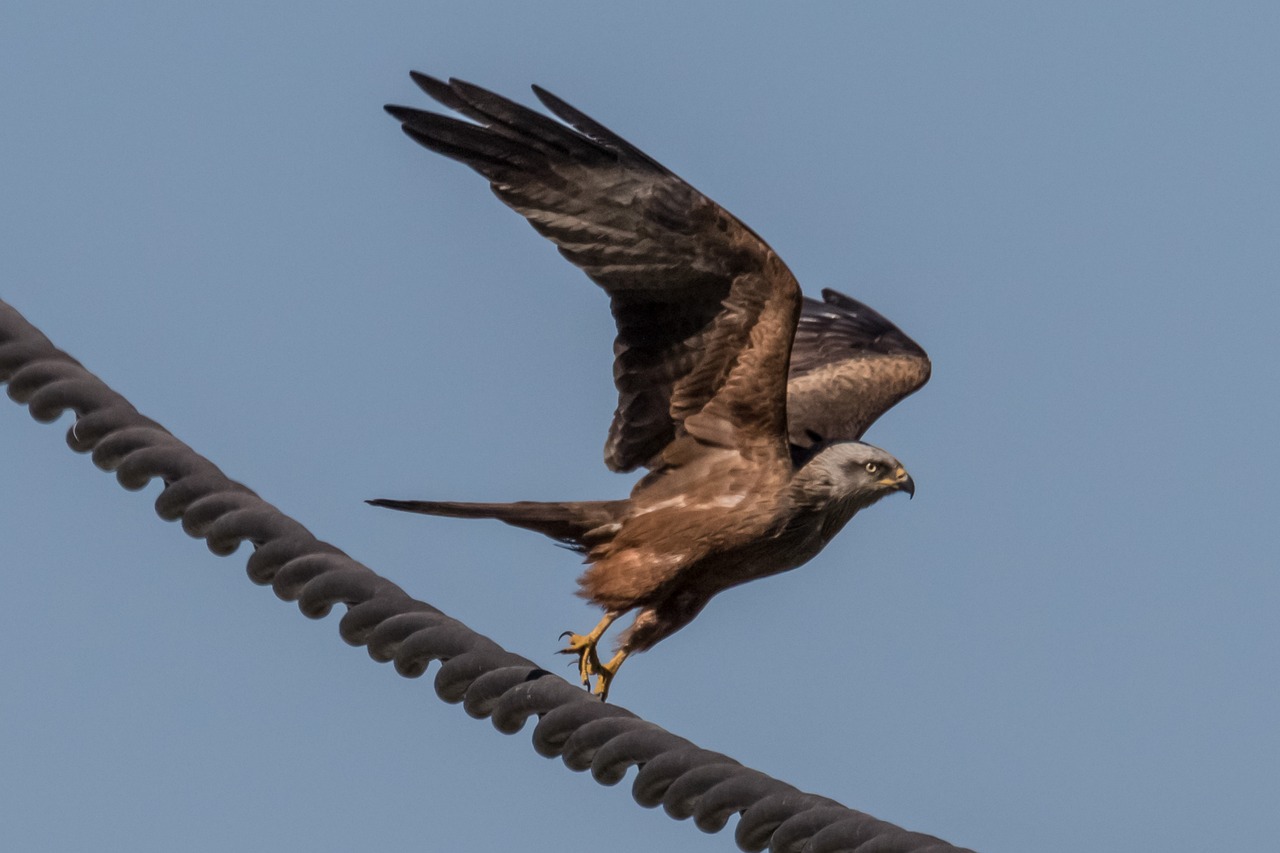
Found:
366,497 -> 626,550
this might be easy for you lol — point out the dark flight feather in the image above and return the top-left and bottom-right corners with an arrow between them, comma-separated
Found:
387,74 -> 801,474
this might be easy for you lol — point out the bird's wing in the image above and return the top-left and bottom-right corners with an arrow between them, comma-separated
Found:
387,74 -> 801,472
786,288 -> 931,452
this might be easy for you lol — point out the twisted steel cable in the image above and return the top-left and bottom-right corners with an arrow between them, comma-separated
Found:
1,298 -> 975,853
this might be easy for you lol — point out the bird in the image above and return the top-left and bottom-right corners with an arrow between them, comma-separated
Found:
370,73 -> 931,701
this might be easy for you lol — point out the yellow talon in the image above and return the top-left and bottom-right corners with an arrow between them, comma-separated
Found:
590,650 -> 628,702
555,611 -> 624,699
558,631 -> 602,685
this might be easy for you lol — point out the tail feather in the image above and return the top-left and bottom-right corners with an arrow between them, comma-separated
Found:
366,498 -> 626,550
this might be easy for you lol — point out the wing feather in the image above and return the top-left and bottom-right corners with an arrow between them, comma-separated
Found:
786,288 -> 930,451
388,74 -> 801,472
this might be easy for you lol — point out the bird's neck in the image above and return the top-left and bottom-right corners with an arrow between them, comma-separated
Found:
785,474 -> 874,542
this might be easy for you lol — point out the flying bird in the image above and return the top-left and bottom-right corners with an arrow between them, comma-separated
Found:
371,73 -> 930,700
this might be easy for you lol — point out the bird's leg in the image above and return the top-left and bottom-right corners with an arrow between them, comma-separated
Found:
558,610 -> 620,687
589,649 -> 629,702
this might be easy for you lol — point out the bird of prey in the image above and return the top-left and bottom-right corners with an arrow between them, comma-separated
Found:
371,73 -> 930,701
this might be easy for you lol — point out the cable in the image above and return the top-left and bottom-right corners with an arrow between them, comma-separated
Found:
0,298 -> 975,853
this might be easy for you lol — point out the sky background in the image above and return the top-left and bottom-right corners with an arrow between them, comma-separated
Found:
2,3 -> 1278,851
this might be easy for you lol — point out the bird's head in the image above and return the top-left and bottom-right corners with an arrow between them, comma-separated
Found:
791,441 -> 914,510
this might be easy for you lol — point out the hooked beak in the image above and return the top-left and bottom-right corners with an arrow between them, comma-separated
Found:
878,466 -> 915,499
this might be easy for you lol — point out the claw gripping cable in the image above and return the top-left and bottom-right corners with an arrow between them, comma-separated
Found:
0,299 -> 975,853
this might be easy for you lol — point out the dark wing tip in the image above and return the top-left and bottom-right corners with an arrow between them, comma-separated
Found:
801,287 -> 929,360
384,103 -> 416,122
530,83 -> 664,170
529,83 -> 596,135
528,83 -> 561,111
820,287 -> 860,307
818,288 -> 894,327
409,71 -> 465,108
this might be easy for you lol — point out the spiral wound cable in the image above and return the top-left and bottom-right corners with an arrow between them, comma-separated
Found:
1,298 -> 974,853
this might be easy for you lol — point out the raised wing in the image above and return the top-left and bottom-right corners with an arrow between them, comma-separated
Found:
786,289 -> 930,451
387,73 -> 801,472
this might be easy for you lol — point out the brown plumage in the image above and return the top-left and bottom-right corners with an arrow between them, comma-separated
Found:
788,289 -> 931,454
370,73 -> 929,700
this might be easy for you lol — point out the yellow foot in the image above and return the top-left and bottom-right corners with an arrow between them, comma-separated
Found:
589,651 -> 627,703
557,631 -> 603,687
555,612 -> 625,701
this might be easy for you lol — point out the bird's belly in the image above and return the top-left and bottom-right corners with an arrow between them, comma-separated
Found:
693,524 -> 829,594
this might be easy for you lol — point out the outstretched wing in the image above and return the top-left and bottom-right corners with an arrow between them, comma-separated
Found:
386,73 -> 801,473
786,288 -> 931,451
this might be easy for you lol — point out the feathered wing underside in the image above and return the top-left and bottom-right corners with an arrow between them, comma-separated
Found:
786,288 -> 931,452
387,74 -> 801,473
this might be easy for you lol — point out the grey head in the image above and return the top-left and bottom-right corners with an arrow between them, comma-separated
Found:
790,441 -> 915,512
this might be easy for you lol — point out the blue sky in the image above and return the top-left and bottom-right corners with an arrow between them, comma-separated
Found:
3,3 -> 1277,851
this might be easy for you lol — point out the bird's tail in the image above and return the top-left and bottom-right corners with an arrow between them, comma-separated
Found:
366,497 -> 626,551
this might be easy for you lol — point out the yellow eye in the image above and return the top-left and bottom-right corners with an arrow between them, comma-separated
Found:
864,462 -> 879,474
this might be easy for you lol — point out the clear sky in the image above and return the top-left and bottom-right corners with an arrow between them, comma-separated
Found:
3,3 -> 1277,851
